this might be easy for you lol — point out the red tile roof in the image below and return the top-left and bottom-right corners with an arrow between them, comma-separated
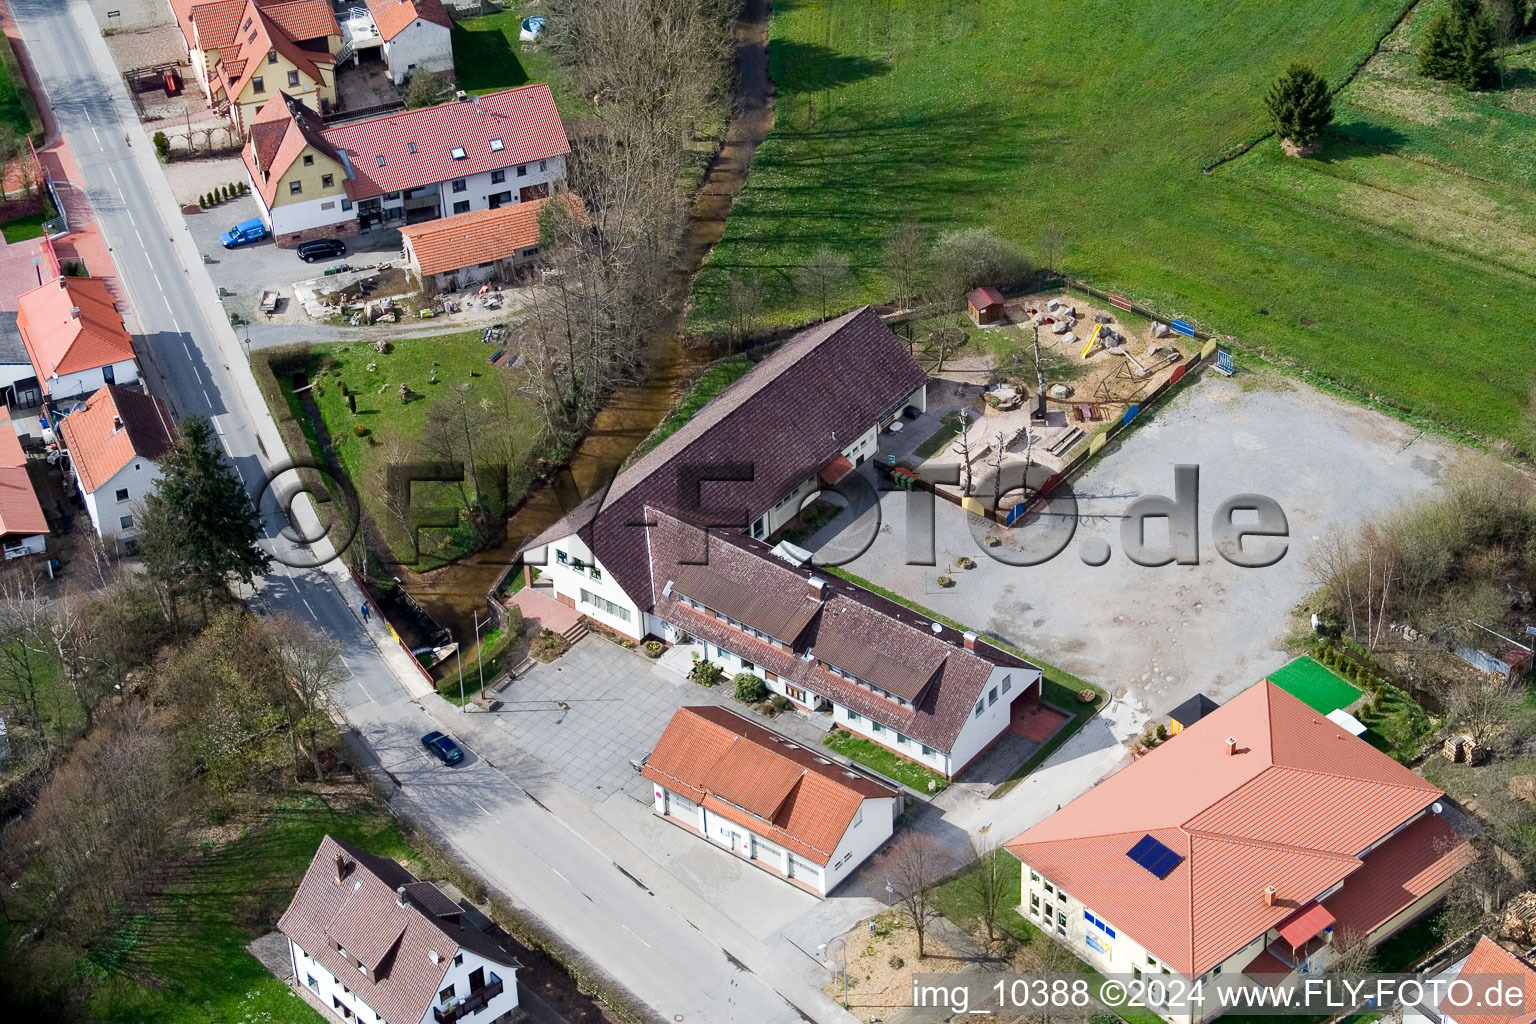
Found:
1441,937 -> 1536,1024
522,306 -> 930,608
175,0 -> 244,49
1006,682 -> 1459,976
646,510 -> 1037,756
55,386 -> 177,495
967,286 -> 1004,308
0,407 -> 45,538
366,0 -> 450,41
262,0 -> 338,41
216,0 -> 335,110
399,195 -> 575,277
17,278 -> 134,388
1275,901 -> 1335,948
245,91 -> 341,206
278,836 -> 518,1024
323,86 -> 569,199
642,706 -> 896,865
1323,812 -> 1474,936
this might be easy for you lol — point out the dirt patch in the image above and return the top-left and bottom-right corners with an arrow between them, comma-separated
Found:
827,911 -> 974,1013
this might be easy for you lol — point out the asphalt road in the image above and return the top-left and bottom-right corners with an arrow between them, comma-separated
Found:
11,3 -> 819,1022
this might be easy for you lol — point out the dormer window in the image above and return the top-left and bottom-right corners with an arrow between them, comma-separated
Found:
490,138 -> 504,152
449,146 -> 467,160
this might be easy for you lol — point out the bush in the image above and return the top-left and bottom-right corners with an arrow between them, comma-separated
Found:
769,694 -> 791,714
346,392 -> 357,413
690,660 -> 722,687
642,640 -> 664,658
198,193 -> 208,208
353,424 -> 370,437
1264,63 -> 1333,149
732,672 -> 767,703
239,181 -> 249,195
152,131 -> 169,161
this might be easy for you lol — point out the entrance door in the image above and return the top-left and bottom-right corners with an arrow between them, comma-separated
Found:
749,835 -> 760,860
727,830 -> 742,853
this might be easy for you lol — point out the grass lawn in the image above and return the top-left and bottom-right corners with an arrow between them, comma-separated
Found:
823,727 -> 949,792
1267,655 -> 1363,714
912,411 -> 965,458
821,565 -> 1104,798
0,206 -> 47,242
1358,678 -> 1435,762
449,7 -> 584,116
631,355 -> 755,461
290,331 -> 545,568
90,792 -> 417,1024
0,27 -> 40,142
691,0 -> 1536,446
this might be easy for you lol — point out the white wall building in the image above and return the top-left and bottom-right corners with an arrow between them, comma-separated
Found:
364,0 -> 455,85
55,385 -> 177,548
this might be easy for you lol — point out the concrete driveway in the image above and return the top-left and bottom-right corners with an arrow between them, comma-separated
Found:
811,374 -> 1481,732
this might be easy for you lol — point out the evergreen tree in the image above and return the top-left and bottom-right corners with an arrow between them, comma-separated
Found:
141,416 -> 269,621
1264,63 -> 1334,150
1457,8 -> 1498,89
1418,13 -> 1460,79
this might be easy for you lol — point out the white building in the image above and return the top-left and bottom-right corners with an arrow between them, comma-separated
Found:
642,705 -> 900,895
364,0 -> 454,84
243,86 -> 570,246
17,277 -> 139,402
280,835 -> 521,1024
55,385 -> 176,548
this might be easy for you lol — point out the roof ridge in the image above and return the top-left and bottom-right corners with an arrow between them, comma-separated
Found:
1182,827 -> 1362,863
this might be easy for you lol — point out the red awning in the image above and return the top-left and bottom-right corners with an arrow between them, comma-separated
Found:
1276,901 -> 1335,948
818,455 -> 854,486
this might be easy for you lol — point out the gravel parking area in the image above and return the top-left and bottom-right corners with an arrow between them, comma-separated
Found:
816,373 -> 1483,731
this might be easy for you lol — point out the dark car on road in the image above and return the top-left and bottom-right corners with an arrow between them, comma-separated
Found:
297,238 -> 346,263
420,731 -> 465,765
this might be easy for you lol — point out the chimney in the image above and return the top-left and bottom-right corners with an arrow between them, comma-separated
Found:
807,576 -> 825,601
1225,736 -> 1237,756
57,275 -> 65,289
112,415 -> 123,433
962,630 -> 977,650
396,885 -> 408,908
333,852 -> 346,885
1263,885 -> 1277,907
69,306 -> 80,320
455,90 -> 468,102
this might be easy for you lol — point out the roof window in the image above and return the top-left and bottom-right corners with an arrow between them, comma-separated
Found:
449,146 -> 467,160
376,155 -> 386,167
407,142 -> 417,154
490,138 -> 504,152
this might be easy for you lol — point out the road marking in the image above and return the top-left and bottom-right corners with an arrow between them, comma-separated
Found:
621,924 -> 653,949
89,126 -> 99,144
472,800 -> 500,824
550,868 -> 570,884
107,167 -> 118,185
203,388 -> 213,408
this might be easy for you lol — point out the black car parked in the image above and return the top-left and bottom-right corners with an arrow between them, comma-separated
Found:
420,731 -> 465,765
297,238 -> 347,263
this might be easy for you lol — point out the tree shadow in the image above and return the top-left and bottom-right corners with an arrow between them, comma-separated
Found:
1497,67 -> 1536,91
1321,121 -> 1410,158
449,23 -> 530,94
768,39 -> 891,92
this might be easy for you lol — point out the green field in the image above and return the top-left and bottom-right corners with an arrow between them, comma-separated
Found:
1267,656 -> 1362,714
691,0 -> 1536,444
631,355 -> 755,460
449,7 -> 582,115
0,26 -> 40,141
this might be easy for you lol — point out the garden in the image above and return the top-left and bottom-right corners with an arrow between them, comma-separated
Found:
691,0 -> 1536,446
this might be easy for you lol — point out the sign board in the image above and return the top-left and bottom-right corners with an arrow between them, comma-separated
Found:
1213,349 -> 1235,377
1169,363 -> 1188,384
1005,502 -> 1027,527
1169,319 -> 1196,338
1108,293 -> 1132,312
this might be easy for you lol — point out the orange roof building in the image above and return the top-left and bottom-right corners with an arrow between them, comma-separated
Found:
641,706 -> 900,895
0,406 -> 47,552
56,386 -> 177,546
1007,681 -> 1472,1012
399,194 -> 575,287
1441,937 -> 1536,1024
361,0 -> 453,85
16,278 -> 139,398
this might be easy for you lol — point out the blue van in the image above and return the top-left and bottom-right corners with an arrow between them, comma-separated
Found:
220,217 -> 268,248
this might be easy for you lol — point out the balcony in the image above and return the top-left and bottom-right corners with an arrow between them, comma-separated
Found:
433,976 -> 504,1024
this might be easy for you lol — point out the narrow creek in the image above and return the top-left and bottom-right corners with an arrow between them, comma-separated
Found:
400,0 -> 777,652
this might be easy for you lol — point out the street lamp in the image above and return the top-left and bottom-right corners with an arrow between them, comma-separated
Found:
455,636 -> 465,712
473,609 -> 486,695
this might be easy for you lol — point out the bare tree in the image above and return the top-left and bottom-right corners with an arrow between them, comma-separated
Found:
951,412 -> 975,495
926,326 -> 967,374
267,613 -> 346,780
1039,222 -> 1067,277
1447,673 -> 1523,748
887,833 -> 950,959
1489,0 -> 1522,87
794,247 -> 852,322
883,220 -> 925,311
956,834 -> 1008,948
1322,928 -> 1376,974
720,273 -> 764,351
991,431 -> 1007,512
0,574 -> 59,756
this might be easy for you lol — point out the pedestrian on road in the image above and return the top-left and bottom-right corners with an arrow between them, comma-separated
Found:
360,602 -> 371,623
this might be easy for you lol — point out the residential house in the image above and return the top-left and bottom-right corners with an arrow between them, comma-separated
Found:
644,508 -> 1041,778
339,0 -> 454,85
1006,681 -> 1475,1023
519,306 -> 929,640
17,277 -> 139,401
398,194 -> 574,291
170,0 -> 339,133
1438,936 -> 1536,1024
55,385 -> 177,548
641,705 -> 900,895
0,406 -> 47,559
243,86 -> 570,246
280,835 -> 521,1024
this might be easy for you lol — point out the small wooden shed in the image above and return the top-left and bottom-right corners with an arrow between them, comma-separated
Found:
966,286 -> 1006,325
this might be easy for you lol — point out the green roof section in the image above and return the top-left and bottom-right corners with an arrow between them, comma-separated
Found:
1264,656 -> 1361,715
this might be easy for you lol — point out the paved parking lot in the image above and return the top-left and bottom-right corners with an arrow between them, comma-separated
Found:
814,373 -> 1484,731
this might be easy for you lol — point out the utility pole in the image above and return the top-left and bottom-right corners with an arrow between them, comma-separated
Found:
473,610 -> 486,695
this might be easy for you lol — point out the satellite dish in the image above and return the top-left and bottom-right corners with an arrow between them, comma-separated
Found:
1432,802 -> 1444,814
930,622 -> 942,634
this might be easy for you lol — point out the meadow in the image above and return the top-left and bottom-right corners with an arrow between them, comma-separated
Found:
691,0 -> 1536,444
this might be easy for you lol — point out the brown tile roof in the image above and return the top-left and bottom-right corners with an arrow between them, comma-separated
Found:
1006,682 -> 1456,976
967,286 -> 1004,308
176,0 -> 244,49
17,278 -> 134,388
366,0 -> 451,40
399,195 -> 577,277
641,706 -> 896,865
1440,937 -> 1536,1024
245,91 -> 341,206
262,0 -> 338,41
55,386 -> 178,495
323,86 -> 569,200
278,836 -> 518,1024
1323,812 -> 1474,936
0,407 -> 45,538
523,307 -> 930,608
216,0 -> 335,110
647,510 -> 1035,755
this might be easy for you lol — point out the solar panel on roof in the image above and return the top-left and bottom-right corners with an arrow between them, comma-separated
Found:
1126,834 -> 1184,879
